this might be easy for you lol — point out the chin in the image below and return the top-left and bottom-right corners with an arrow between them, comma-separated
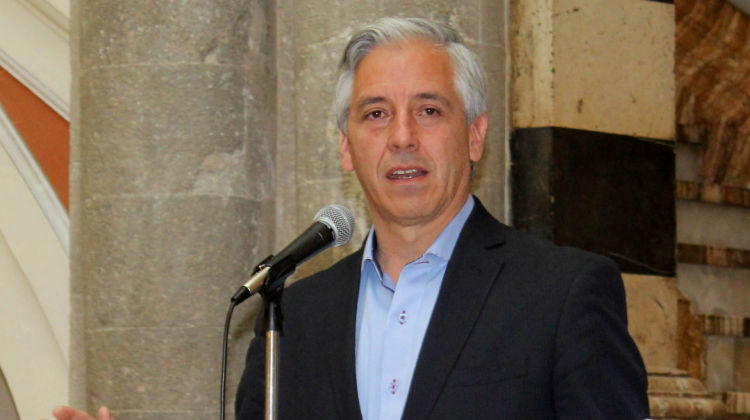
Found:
386,200 -> 439,223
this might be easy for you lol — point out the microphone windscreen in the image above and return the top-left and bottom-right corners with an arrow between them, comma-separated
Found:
314,205 -> 355,247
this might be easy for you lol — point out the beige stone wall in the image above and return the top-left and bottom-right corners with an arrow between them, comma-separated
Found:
623,274 -> 679,371
511,0 -> 675,140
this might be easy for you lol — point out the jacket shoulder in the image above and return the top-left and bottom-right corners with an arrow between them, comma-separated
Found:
283,249 -> 361,298
497,224 -> 623,298
468,197 -> 616,277
506,226 -> 614,266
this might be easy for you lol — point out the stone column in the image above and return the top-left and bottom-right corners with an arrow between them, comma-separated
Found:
274,1 -> 510,278
69,1 -> 276,418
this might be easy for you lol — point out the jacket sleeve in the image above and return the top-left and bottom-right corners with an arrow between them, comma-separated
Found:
553,256 -> 650,419
235,306 -> 266,420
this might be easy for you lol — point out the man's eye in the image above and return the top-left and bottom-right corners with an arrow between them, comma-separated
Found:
422,107 -> 440,116
366,110 -> 385,119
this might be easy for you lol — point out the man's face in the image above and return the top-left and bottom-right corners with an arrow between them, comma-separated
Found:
340,40 -> 487,227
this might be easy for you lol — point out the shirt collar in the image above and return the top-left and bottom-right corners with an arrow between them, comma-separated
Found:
361,195 -> 475,270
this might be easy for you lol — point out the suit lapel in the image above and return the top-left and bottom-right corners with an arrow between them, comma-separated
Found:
401,199 -> 507,420
326,248 -> 364,420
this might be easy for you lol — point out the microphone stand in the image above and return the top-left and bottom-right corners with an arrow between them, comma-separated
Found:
263,299 -> 282,420
227,255 -> 302,420
226,205 -> 353,420
253,256 -> 296,420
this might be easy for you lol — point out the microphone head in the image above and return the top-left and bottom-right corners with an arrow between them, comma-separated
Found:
314,205 -> 355,247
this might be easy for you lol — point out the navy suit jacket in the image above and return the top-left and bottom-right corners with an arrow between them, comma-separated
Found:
235,198 -> 650,419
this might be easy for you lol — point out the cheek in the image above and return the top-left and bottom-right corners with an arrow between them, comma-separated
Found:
351,138 -> 386,170
445,131 -> 472,160
439,137 -> 472,178
349,146 -> 380,177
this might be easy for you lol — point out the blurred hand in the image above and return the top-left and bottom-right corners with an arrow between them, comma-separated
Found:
45,406 -> 116,420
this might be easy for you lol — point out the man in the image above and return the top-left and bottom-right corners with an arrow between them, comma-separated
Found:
234,17 -> 649,420
51,17 -> 649,420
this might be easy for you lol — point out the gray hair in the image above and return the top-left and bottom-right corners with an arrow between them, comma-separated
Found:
334,17 -> 487,134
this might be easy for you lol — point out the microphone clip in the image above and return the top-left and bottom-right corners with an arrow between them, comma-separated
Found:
253,255 -> 296,335
259,254 -> 296,303
230,254 -> 297,305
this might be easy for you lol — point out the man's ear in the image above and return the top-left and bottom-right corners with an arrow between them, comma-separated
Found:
469,113 -> 488,163
340,131 -> 354,171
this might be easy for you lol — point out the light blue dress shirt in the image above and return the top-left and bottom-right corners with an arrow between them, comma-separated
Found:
355,196 -> 475,420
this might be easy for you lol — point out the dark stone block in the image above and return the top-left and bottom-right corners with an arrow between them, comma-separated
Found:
511,127 -> 676,276
510,128 -> 554,240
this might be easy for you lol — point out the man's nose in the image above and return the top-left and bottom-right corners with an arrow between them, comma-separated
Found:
388,113 -> 419,151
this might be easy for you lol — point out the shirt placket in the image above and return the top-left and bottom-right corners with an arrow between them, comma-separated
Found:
378,260 -> 429,420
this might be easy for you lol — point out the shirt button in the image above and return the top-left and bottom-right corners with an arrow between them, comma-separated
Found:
389,379 -> 398,394
398,310 -> 407,325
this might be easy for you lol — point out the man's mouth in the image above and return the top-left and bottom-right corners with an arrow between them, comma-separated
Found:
387,168 -> 427,180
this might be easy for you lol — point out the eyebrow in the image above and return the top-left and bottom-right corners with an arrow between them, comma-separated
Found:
355,96 -> 387,110
415,92 -> 452,107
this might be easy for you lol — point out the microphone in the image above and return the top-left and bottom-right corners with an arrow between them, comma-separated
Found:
232,205 -> 355,304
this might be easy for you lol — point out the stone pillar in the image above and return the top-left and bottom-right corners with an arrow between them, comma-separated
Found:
69,1 -> 276,418
274,1 -> 510,278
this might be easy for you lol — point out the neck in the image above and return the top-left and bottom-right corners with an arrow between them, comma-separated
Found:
373,194 -> 469,284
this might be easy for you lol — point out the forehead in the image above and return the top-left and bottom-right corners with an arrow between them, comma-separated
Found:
351,40 -> 457,99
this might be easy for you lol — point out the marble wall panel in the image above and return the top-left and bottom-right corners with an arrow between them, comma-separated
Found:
736,338 -> 750,392
676,0 -> 750,189
677,200 -> 750,250
705,335 -> 736,392
675,142 -> 702,183
677,263 -> 750,318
